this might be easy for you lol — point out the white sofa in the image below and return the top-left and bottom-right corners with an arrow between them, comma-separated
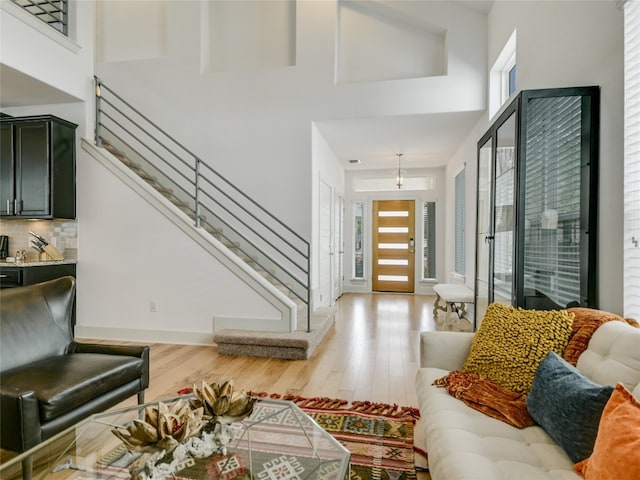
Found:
415,320 -> 640,480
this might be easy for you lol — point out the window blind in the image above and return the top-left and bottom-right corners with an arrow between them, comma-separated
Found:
423,202 -> 436,279
523,95 -> 583,307
624,0 -> 640,319
455,169 -> 466,275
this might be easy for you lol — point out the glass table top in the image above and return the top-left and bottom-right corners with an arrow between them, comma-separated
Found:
0,397 -> 350,480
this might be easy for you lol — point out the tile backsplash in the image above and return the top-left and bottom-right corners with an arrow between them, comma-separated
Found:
0,219 -> 78,260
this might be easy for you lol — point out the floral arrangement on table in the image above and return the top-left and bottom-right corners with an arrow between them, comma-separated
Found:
111,379 -> 256,480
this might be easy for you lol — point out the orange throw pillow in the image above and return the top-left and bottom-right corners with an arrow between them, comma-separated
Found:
573,383 -> 640,479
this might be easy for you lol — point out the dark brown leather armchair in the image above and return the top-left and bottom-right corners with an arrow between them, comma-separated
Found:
0,276 -> 149,455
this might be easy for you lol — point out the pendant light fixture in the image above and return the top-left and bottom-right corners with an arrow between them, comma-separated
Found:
395,153 -> 405,189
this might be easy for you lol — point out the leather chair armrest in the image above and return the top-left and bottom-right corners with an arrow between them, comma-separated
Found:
0,385 -> 41,452
420,331 -> 474,371
68,342 -> 150,389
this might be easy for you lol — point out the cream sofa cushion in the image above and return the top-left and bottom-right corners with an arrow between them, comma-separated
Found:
415,320 -> 640,480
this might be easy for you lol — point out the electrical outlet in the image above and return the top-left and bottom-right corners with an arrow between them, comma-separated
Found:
149,300 -> 158,312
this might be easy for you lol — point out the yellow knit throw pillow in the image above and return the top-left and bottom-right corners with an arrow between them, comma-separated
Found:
463,303 -> 574,394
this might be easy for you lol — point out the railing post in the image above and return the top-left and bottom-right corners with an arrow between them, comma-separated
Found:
195,158 -> 201,228
61,0 -> 69,36
94,77 -> 102,148
307,247 -> 311,333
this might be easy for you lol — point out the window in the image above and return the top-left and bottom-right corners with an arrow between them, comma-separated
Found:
489,29 -> 517,118
624,0 -> 640,318
454,168 -> 466,275
353,176 -> 434,192
423,202 -> 436,279
353,202 -> 364,279
508,64 -> 517,98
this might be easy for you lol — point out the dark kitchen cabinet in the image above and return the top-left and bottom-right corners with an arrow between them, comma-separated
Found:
0,115 -> 77,219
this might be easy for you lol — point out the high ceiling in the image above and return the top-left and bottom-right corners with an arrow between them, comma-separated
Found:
1,0 -> 492,171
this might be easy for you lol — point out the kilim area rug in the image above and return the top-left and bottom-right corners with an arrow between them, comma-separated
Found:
92,393 -> 426,480
252,393 -> 423,480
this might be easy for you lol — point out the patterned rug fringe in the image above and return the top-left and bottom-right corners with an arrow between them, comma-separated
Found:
350,400 -> 421,420
178,387 -> 420,421
244,391 -> 419,421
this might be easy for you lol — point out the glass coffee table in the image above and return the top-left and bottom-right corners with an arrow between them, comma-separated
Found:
0,397 -> 350,480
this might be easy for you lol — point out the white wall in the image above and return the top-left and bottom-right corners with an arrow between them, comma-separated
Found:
94,0 -> 487,236
91,0 -> 487,315
75,148 -> 281,343
0,0 -> 95,132
445,0 -> 624,313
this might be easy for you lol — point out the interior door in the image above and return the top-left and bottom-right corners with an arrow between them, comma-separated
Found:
372,200 -> 415,293
318,180 -> 332,307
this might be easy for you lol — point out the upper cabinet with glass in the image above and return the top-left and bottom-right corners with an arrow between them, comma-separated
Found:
474,87 -> 599,326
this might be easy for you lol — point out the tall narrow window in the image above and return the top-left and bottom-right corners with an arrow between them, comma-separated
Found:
624,0 -> 640,319
508,64 -> 517,98
423,202 -> 436,279
353,202 -> 364,279
489,29 -> 517,118
455,168 -> 466,275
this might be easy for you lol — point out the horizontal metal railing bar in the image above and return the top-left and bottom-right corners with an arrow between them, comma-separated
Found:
100,113 -> 195,188
101,98 -> 195,176
97,77 -> 309,251
95,77 -> 310,326
199,208 -> 308,301
103,115 -> 307,283
200,161 -> 308,249
98,80 -> 197,167
199,185 -> 308,275
199,190 -> 308,286
200,171 -> 308,261
13,0 -> 67,33
100,125 -> 196,203
16,0 -> 62,13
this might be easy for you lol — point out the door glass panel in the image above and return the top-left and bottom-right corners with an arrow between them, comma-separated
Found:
523,96 -> 583,308
493,113 -> 517,305
475,138 -> 492,324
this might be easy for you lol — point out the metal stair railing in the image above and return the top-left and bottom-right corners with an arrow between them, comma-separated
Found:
94,77 -> 311,331
11,0 -> 68,35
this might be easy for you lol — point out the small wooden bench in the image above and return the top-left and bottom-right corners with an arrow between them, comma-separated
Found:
433,283 -> 474,331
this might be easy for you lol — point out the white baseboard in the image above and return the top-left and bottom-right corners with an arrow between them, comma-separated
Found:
75,326 -> 214,346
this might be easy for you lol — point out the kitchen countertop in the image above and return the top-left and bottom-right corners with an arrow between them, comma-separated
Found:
0,259 -> 78,267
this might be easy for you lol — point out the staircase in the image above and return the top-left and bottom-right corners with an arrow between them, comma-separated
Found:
91,77 -> 333,359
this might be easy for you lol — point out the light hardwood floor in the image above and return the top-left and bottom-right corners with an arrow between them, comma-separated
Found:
96,292 -> 438,407
1,292 -> 438,471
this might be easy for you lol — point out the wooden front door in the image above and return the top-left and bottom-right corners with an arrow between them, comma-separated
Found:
372,200 -> 415,293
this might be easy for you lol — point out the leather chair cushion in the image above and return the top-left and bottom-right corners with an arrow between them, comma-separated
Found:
1,353 -> 144,421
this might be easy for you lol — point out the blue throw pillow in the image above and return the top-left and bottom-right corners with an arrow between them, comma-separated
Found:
526,351 -> 614,463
